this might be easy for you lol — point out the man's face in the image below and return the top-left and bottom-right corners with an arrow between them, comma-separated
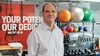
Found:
42,3 -> 57,24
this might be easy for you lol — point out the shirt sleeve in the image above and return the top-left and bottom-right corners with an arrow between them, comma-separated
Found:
27,31 -> 39,56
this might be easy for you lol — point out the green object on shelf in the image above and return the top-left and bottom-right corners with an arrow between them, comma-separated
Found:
83,8 -> 94,22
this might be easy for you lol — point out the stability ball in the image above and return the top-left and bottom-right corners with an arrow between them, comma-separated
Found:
83,8 -> 94,22
58,9 -> 71,22
70,7 -> 84,22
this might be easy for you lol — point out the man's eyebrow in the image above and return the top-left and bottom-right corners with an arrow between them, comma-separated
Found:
52,10 -> 56,12
44,10 -> 49,12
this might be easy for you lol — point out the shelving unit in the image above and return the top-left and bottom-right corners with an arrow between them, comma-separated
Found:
44,0 -> 97,56
63,20 -> 96,56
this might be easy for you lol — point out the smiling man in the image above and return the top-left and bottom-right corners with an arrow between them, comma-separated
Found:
27,2 -> 64,56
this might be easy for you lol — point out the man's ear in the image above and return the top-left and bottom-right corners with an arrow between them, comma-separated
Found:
40,12 -> 43,16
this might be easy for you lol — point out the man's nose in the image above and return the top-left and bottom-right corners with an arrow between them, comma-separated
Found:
48,12 -> 53,16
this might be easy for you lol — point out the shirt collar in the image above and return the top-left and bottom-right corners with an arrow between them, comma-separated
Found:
41,22 -> 58,31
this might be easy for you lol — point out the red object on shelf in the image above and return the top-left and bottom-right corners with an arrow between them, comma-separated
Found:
66,25 -> 74,32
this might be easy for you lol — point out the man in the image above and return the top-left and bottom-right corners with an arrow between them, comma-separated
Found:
27,2 -> 64,56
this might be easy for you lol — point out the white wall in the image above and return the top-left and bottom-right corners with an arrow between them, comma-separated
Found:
93,10 -> 100,36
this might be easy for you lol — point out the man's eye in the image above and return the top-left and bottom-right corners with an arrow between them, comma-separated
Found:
45,10 -> 49,13
52,11 -> 56,13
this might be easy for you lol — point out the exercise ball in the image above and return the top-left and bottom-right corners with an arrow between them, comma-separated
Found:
70,7 -> 84,21
83,8 -> 94,22
58,9 -> 71,22
66,25 -> 74,32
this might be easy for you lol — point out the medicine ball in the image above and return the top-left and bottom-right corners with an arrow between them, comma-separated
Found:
66,25 -> 74,32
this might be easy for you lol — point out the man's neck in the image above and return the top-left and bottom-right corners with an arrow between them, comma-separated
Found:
44,21 -> 54,30
48,23 -> 54,30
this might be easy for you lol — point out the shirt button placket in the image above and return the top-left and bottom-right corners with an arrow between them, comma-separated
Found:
51,31 -> 56,56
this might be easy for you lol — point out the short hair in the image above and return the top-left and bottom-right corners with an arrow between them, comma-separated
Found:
42,3 -> 57,12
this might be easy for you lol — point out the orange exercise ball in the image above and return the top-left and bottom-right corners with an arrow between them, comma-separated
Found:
58,9 -> 71,22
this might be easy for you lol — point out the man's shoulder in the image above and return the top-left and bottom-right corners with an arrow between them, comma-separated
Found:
56,27 -> 62,31
56,27 -> 63,35
31,26 -> 42,33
